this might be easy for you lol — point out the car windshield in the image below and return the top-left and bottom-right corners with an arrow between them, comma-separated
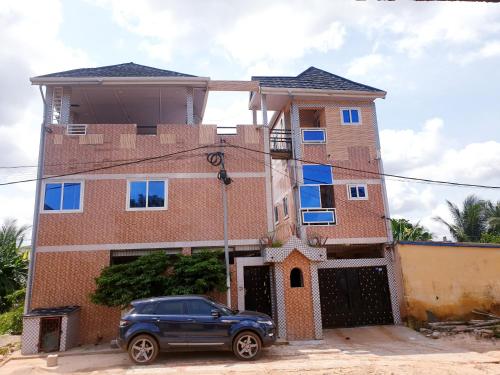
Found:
211,301 -> 237,315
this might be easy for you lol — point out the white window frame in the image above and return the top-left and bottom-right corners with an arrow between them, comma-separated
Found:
126,179 -> 168,211
40,180 -> 85,214
301,128 -> 326,144
274,205 -> 279,224
283,196 -> 289,219
301,208 -> 336,226
340,107 -> 362,125
347,184 -> 368,200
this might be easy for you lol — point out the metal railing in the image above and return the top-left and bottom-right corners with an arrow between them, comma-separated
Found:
270,129 -> 292,154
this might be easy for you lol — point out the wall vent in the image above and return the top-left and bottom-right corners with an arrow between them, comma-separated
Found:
66,124 -> 87,135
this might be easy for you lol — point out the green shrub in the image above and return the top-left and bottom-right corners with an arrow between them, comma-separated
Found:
0,305 -> 23,335
91,250 -> 227,308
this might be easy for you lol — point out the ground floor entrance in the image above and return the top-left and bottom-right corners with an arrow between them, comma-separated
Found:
318,266 -> 394,328
243,265 -> 273,317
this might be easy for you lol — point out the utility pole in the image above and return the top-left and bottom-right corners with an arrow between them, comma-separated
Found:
207,151 -> 232,307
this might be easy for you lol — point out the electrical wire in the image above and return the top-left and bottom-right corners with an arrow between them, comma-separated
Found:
234,146 -> 390,222
0,145 -> 217,187
221,143 -> 500,190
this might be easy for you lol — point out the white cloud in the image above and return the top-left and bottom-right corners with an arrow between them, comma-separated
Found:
382,118 -> 500,239
460,40 -> 500,64
347,53 -> 385,77
0,0 -> 92,229
381,117 -> 444,173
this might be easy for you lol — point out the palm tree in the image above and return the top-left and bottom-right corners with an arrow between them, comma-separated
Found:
433,195 -> 487,242
391,218 -> 433,241
0,219 -> 30,309
484,200 -> 500,234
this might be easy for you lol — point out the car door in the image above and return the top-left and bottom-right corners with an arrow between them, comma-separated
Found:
154,300 -> 189,346
182,299 -> 232,346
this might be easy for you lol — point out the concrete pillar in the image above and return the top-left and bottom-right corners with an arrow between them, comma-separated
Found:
186,87 -> 194,125
181,247 -> 192,256
261,94 -> 274,234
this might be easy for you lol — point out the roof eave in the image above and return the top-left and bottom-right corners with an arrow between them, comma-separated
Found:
259,86 -> 386,99
30,76 -> 210,86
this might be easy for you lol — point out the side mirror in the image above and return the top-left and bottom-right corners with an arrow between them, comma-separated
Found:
211,309 -> 221,318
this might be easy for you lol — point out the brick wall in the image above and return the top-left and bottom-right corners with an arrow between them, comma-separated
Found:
38,177 -> 267,246
282,251 -> 315,340
31,251 -> 120,344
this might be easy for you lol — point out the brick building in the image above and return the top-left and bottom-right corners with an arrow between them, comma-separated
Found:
22,63 -> 400,353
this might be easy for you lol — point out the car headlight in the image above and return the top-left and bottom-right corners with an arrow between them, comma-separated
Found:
257,320 -> 274,326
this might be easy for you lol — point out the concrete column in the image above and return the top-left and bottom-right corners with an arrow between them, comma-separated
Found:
290,103 -> 305,239
274,264 -> 287,339
186,87 -> 194,125
261,94 -> 274,234
310,263 -> 323,339
181,247 -> 192,256
252,109 -> 257,125
384,247 -> 402,324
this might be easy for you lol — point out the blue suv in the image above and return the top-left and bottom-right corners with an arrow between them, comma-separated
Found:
118,295 -> 276,364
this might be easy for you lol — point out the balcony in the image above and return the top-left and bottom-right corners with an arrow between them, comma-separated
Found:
270,129 -> 292,159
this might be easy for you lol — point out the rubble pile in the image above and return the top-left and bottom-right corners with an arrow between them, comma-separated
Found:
419,310 -> 500,339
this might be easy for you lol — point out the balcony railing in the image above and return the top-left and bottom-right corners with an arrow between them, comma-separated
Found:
270,129 -> 292,159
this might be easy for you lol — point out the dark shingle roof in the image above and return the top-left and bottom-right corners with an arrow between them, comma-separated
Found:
252,66 -> 384,93
35,62 -> 197,78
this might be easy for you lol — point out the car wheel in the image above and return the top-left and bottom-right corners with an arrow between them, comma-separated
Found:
128,334 -> 159,365
233,331 -> 262,360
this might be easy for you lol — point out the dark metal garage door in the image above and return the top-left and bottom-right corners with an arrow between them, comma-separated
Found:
244,266 -> 273,318
318,266 -> 393,328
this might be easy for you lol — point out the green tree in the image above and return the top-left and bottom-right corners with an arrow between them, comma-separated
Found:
433,195 -> 487,242
391,218 -> 433,241
91,250 -> 227,308
0,219 -> 29,312
484,200 -> 500,234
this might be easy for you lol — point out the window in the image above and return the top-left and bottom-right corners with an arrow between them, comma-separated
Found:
185,300 -> 213,315
299,165 -> 336,225
302,165 -> 332,185
42,182 -> 82,212
283,196 -> 289,218
140,303 -> 158,315
156,301 -> 184,315
290,268 -> 304,288
340,108 -> 361,125
302,129 -> 326,143
302,211 -> 336,224
274,206 -> 279,224
348,184 -> 368,200
128,180 -> 167,210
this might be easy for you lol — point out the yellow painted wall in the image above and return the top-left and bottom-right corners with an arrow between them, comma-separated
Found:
396,243 -> 500,321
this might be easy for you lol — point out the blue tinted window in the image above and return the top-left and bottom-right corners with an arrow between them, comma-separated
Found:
62,183 -> 81,210
342,110 -> 350,123
303,211 -> 335,223
300,186 -> 321,208
351,109 -> 359,123
130,181 -> 147,208
148,181 -> 165,207
358,186 -> 366,198
44,183 -> 62,210
350,186 -> 358,198
303,165 -> 333,185
303,129 -> 326,142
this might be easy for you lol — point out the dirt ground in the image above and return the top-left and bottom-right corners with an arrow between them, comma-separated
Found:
1,326 -> 499,374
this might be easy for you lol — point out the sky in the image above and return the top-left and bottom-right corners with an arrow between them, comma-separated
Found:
0,0 -> 499,241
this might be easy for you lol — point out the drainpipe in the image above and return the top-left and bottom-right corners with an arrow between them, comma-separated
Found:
24,85 -> 48,314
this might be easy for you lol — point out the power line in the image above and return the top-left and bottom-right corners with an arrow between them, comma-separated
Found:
222,143 -> 500,190
236,146 -> 390,222
0,145 -> 216,187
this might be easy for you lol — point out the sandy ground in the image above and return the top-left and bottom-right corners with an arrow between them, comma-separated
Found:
1,326 -> 499,374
